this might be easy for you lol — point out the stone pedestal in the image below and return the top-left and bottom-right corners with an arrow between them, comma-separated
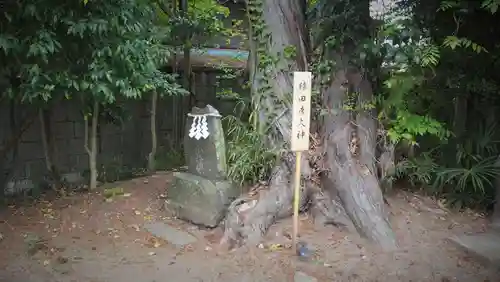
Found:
165,105 -> 239,227
166,172 -> 238,227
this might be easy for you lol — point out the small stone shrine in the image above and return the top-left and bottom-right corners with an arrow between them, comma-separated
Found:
164,105 -> 239,227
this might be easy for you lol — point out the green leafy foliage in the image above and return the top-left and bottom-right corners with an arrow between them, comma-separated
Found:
434,120 -> 500,209
395,152 -> 439,187
482,0 -> 500,13
155,0 -> 238,48
370,8 -> 449,145
312,0 -> 500,211
387,111 -> 449,144
223,115 -> 276,186
397,126 -> 500,210
442,36 -> 487,53
0,0 -> 185,104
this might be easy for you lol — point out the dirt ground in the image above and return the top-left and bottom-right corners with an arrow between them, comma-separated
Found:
0,172 -> 498,282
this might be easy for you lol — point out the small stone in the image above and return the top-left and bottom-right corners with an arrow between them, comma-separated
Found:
294,271 -> 318,282
165,173 -> 238,227
204,246 -> 212,251
258,243 -> 264,249
148,251 -> 156,256
144,222 -> 197,247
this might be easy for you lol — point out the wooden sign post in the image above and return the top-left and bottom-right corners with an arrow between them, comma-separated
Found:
291,71 -> 312,255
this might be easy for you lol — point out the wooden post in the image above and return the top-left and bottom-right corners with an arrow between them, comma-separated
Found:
291,71 -> 312,255
292,151 -> 302,254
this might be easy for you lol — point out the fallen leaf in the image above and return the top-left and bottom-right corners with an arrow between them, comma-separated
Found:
184,244 -> 194,252
268,244 -> 283,251
56,256 -> 68,264
129,224 -> 140,232
103,187 -> 124,198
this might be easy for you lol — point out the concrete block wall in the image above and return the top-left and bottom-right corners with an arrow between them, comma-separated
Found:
0,72 -> 247,195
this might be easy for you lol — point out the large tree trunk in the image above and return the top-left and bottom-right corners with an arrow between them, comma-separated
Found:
221,0 -> 350,248
322,63 -> 397,250
222,0 -> 396,250
315,0 -> 396,250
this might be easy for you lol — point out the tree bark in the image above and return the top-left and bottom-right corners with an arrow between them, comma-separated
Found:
39,108 -> 62,191
84,100 -> 99,190
148,91 -> 158,172
221,0 -> 350,248
321,56 -> 397,250
222,0 -> 396,250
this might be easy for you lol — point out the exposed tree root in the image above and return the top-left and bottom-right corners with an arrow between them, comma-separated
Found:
309,188 -> 355,231
221,153 -> 352,248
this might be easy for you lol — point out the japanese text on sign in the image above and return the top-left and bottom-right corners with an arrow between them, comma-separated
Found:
291,72 -> 312,152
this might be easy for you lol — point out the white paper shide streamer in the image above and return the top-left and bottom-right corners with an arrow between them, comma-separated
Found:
188,112 -> 220,140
